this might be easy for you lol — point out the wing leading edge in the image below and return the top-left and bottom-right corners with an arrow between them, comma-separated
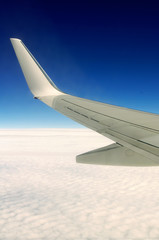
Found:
10,38 -> 159,166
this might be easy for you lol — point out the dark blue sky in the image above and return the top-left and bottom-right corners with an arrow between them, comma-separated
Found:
1,1 -> 159,128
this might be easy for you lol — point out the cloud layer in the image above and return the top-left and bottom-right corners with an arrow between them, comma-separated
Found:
0,129 -> 159,239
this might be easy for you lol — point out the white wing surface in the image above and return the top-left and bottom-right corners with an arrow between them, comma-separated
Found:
11,38 -> 159,166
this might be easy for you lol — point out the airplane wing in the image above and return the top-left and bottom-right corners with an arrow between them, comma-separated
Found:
10,38 -> 159,166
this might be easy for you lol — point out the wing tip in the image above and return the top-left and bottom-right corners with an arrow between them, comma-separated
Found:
10,38 -> 21,43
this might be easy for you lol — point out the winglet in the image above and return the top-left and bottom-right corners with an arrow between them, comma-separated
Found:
10,38 -> 62,97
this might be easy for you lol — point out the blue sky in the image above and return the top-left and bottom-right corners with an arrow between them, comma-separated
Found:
1,1 -> 159,128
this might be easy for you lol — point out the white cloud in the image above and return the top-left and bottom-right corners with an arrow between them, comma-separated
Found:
0,129 -> 159,239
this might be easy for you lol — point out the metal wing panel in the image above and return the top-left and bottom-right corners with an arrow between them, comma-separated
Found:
40,94 -> 159,161
11,38 -> 159,164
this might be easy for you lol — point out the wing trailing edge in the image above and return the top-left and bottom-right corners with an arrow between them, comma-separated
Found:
77,143 -> 159,166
